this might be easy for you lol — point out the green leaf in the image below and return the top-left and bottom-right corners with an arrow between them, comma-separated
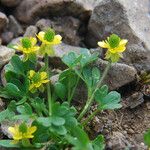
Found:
82,67 -> 93,87
95,90 -> 122,110
0,109 -> 15,122
80,49 -> 99,67
95,85 -> 108,101
0,140 -> 20,148
51,116 -> 65,126
16,96 -> 27,105
92,135 -> 105,150
37,117 -> 51,127
5,83 -> 22,98
17,103 -> 32,115
66,125 -> 93,150
51,125 -> 67,135
10,55 -> 24,75
54,82 -> 67,100
144,129 -> 150,147
62,52 -> 82,68
92,67 -> 101,86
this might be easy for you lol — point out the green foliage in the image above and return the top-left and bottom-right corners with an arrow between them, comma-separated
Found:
144,129 -> 150,148
95,85 -> 122,110
0,30 -> 123,150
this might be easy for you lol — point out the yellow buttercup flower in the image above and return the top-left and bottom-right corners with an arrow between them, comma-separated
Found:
8,123 -> 37,144
28,70 -> 49,93
98,34 -> 128,62
13,37 -> 40,61
37,29 -> 62,55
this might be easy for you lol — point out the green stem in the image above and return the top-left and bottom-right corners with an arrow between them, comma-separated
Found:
82,109 -> 100,127
45,54 -> 52,116
68,76 -> 80,105
77,61 -> 111,121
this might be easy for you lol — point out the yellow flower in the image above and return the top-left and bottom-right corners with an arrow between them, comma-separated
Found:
98,34 -> 128,62
8,123 -> 37,144
28,70 -> 49,93
13,37 -> 40,61
37,29 -> 62,45
37,29 -> 62,56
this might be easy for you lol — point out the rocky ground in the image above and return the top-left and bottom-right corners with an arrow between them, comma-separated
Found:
0,0 -> 150,149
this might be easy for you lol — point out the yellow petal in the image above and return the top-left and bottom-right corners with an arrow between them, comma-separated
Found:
37,31 -> 45,42
98,41 -> 109,48
41,79 -> 49,83
29,70 -> 35,78
52,35 -> 62,45
8,127 -> 16,135
28,126 -> 37,134
119,39 -> 128,46
30,37 -> 37,46
40,72 -> 47,80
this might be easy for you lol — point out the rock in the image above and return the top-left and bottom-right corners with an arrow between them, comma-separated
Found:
49,43 -> 81,69
36,17 -> 81,46
15,0 -> 100,24
86,0 -> 150,50
1,0 -> 21,7
9,37 -> 22,45
122,44 -> 150,72
125,92 -> 144,109
96,59 -> 137,90
127,129 -> 135,134
0,46 -> 15,69
0,12 -> 8,31
1,31 -> 14,45
24,25 -> 38,37
107,131 -> 130,149
7,15 -> 23,37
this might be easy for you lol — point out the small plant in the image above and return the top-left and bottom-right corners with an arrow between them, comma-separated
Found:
0,30 -> 127,149
144,129 -> 150,150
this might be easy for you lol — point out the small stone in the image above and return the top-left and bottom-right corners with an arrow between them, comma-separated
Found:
24,25 -> 38,37
1,0 -> 21,7
127,129 -> 135,134
0,12 -> 8,31
96,59 -> 137,90
146,102 -> 150,110
0,46 -> 15,69
1,31 -> 14,45
7,15 -> 23,37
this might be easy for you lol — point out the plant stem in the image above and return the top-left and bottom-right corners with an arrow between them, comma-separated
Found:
82,109 -> 100,126
45,54 -> 52,116
77,61 -> 111,121
68,76 -> 80,105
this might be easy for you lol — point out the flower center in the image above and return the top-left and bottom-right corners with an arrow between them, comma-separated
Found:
44,29 -> 55,42
108,34 -> 120,48
22,38 -> 32,49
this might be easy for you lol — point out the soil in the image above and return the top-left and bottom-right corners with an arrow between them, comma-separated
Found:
87,98 -> 150,149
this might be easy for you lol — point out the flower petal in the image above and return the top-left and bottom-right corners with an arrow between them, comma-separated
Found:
98,41 -> 109,48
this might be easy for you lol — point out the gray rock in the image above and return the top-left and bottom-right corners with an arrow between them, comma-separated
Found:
24,25 -> 38,37
85,0 -> 150,51
49,43 -> 81,69
15,0 -> 100,24
1,31 -> 14,45
1,0 -> 21,7
107,131 -> 131,149
124,44 -> 150,72
0,45 -> 15,69
9,37 -> 22,45
36,17 -> 81,46
96,59 -> 137,90
7,15 -> 23,37
0,12 -> 8,31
